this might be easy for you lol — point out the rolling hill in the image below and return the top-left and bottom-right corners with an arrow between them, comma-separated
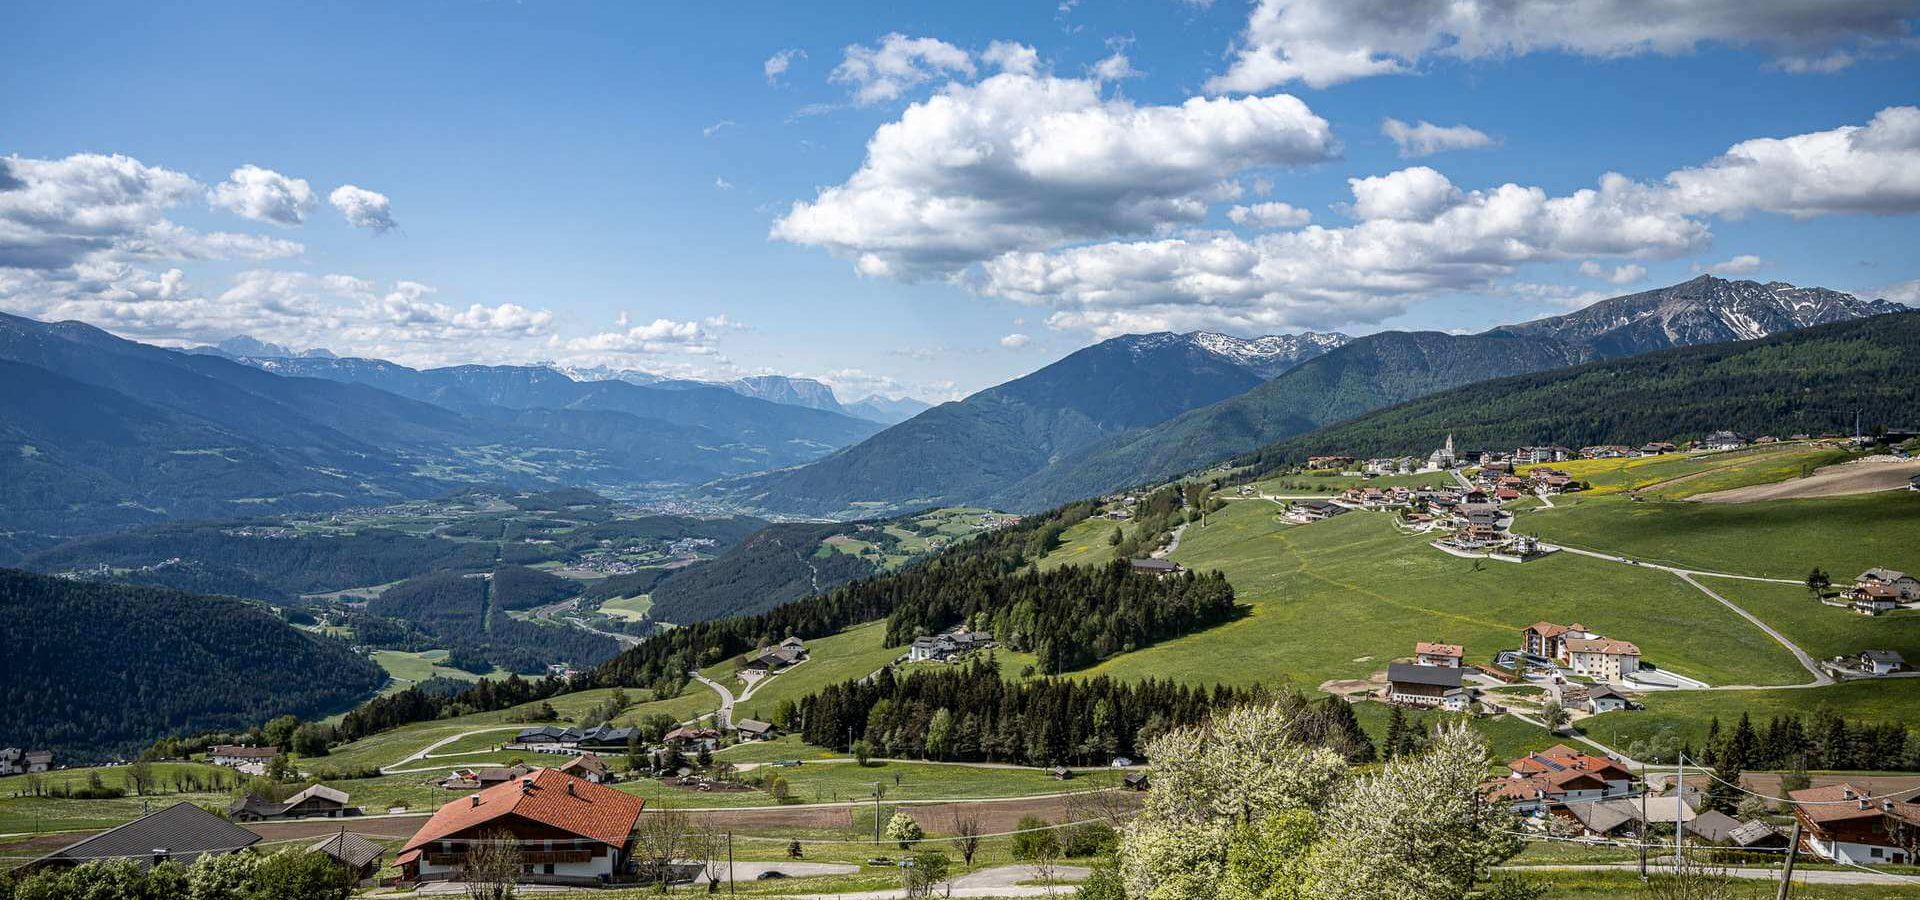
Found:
1004,277 -> 1906,510
713,330 -> 1347,516
0,568 -> 386,762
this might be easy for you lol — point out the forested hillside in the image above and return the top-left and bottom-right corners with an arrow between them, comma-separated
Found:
0,569 -> 385,762
1237,310 -> 1920,474
645,523 -> 878,624
366,570 -> 618,673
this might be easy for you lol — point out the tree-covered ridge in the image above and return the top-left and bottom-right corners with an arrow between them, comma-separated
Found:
0,568 -> 385,762
792,661 -> 1373,767
645,522 -> 877,623
26,522 -> 497,597
365,570 -> 617,674
883,558 -> 1237,674
1236,310 -> 1920,474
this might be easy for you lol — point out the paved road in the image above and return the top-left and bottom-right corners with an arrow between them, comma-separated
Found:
1674,572 -> 1832,687
1505,863 -> 1920,886
789,864 -> 1092,899
382,726 -> 523,774
691,671 -> 737,728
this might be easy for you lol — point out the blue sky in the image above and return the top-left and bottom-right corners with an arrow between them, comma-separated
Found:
3,1 -> 1918,400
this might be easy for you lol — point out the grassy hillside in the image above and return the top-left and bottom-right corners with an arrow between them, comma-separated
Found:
1078,500 -> 1805,689
1237,310 -> 1920,475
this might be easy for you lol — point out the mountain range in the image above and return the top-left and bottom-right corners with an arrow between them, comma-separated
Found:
0,313 -> 883,559
200,342 -> 931,425
726,277 -> 1905,515
707,330 -> 1350,516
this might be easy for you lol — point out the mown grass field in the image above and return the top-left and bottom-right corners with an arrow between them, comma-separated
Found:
1705,579 -> 1920,663
1077,500 -> 1805,689
1249,469 -> 1459,495
596,593 -> 653,621
710,621 -> 904,724
370,649 -> 508,693
1035,514 -> 1129,572
1523,491 -> 1920,581
0,762 -> 236,834
1522,443 -> 1851,498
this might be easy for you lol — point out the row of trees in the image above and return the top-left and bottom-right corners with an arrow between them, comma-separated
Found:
791,660 -> 1375,767
0,849 -> 353,900
1696,709 -> 1920,813
883,558 -> 1238,674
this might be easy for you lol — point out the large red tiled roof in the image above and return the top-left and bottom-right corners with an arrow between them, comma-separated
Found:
401,768 -> 644,852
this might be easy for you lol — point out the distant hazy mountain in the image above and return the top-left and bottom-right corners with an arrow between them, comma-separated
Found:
843,395 -> 933,425
0,314 -> 884,557
713,329 -> 1348,516
1006,276 -> 1907,510
727,375 -> 848,415
190,335 -> 338,360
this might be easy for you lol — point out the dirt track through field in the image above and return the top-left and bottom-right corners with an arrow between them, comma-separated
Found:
1690,455 -> 1920,503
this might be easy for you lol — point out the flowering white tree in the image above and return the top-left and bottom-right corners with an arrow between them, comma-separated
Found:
1118,700 -> 1348,900
1305,722 -> 1522,900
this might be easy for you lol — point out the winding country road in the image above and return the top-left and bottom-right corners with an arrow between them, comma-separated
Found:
691,671 -> 737,728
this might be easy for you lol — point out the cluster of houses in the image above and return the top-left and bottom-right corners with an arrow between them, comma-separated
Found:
1822,649 -> 1908,680
208,744 -> 279,776
1484,745 -> 1806,857
16,801 -> 387,883
511,724 -> 640,754
1847,567 -> 1920,615
907,629 -> 996,663
0,747 -> 52,776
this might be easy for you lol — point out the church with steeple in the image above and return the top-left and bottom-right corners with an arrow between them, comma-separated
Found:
1427,434 -> 1457,470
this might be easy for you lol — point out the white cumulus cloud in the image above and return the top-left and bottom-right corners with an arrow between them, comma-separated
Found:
207,165 -> 317,226
830,34 -> 976,105
771,68 -> 1337,279
1227,201 -> 1312,229
328,185 -> 396,233
1579,260 -> 1648,284
1702,254 -> 1766,274
999,332 -> 1032,348
1206,0 -> 1920,92
1381,118 -> 1497,158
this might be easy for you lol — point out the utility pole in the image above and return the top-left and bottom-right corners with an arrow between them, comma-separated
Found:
727,831 -> 735,897
872,782 -> 886,845
1674,755 -> 1685,869
1639,787 -> 1649,881
1776,821 -> 1802,900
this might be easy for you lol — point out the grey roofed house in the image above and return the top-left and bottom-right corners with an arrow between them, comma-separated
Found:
1385,662 -> 1464,688
1861,649 -> 1907,667
1128,557 -> 1184,573
227,793 -> 286,821
1687,809 -> 1742,844
1728,820 -> 1788,848
516,725 -> 584,744
23,801 -> 260,871
309,830 -> 385,872
734,719 -> 777,739
1566,798 -> 1641,836
579,724 -> 638,747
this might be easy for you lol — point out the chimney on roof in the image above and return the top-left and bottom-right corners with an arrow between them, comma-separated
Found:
470,795 -> 481,808
521,777 -> 535,793
567,781 -> 576,797
1885,799 -> 1896,811
1860,798 -> 1870,810
152,848 -> 170,866
1844,788 -> 1856,799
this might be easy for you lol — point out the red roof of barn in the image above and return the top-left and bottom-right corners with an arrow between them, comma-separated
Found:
400,768 -> 644,853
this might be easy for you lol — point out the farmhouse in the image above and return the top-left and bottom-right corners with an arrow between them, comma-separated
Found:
1726,820 -> 1791,850
310,831 -> 387,884
556,753 -> 614,784
1306,455 -> 1355,470
745,644 -> 805,671
1128,557 -> 1188,576
207,744 -> 278,775
1384,662 -> 1469,711
1564,637 -> 1643,682
1580,445 -> 1633,459
0,748 -> 50,776
1849,583 -> 1901,615
733,719 -> 779,742
397,768 -> 646,885
20,802 -> 260,872
1507,745 -> 1635,796
1859,650 -> 1908,676
1415,642 -> 1464,668
1855,568 -> 1920,602
516,726 -> 584,751
908,629 -> 995,662
1702,431 -> 1747,451
1521,622 -> 1600,663
579,725 -> 639,750
661,727 -> 721,753
1787,783 -> 1920,865
226,784 -> 354,822
1639,442 -> 1677,455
